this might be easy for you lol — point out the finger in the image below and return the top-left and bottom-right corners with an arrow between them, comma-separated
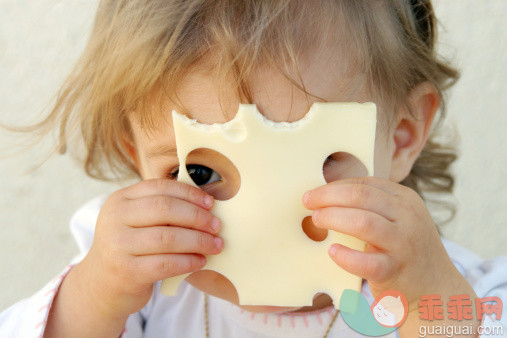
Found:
124,226 -> 223,256
131,253 -> 207,284
312,207 -> 396,251
122,195 -> 221,234
304,180 -> 398,222
119,178 -> 214,210
328,243 -> 395,282
332,176 -> 402,195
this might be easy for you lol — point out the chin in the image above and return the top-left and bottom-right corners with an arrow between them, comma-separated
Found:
185,270 -> 300,313
184,270 -> 326,314
238,304 -> 300,314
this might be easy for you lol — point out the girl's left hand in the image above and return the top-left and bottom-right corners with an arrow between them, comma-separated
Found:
302,176 -> 468,308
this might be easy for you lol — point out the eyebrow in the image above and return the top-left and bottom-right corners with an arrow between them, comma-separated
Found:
146,144 -> 178,159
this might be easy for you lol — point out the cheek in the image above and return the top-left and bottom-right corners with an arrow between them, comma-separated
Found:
139,158 -> 159,180
373,138 -> 394,179
133,141 -> 159,180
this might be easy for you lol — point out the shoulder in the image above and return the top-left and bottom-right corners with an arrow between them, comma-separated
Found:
440,236 -> 507,297
69,193 -> 110,261
69,193 -> 109,233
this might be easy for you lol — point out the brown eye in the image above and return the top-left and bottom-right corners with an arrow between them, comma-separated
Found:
167,164 -> 222,186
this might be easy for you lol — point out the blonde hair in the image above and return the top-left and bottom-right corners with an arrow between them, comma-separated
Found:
1,0 -> 459,230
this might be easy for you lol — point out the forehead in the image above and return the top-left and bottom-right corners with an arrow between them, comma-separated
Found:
130,45 -> 370,150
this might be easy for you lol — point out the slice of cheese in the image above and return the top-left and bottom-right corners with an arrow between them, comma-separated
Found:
160,102 -> 377,309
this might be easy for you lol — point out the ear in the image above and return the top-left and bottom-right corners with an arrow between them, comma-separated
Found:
389,82 -> 439,183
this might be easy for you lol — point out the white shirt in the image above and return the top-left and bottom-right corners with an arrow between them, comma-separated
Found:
1,194 -> 506,337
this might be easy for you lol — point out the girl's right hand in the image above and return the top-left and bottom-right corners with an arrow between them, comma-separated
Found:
76,178 -> 222,320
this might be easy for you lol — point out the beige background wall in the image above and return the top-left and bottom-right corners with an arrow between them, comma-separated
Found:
1,0 -> 506,310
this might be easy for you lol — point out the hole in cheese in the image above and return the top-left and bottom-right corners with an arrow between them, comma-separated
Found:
301,215 -> 328,242
322,151 -> 368,183
185,147 -> 241,201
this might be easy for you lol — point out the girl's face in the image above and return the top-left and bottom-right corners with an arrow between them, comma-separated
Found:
128,51 -> 398,313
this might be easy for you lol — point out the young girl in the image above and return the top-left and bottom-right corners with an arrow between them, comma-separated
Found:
1,0 -> 506,337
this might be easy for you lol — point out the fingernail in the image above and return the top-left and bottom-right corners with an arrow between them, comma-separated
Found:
312,210 -> 319,224
204,195 -> 214,207
211,217 -> 221,232
214,237 -> 223,249
201,256 -> 207,266
329,245 -> 337,256
303,191 -> 310,205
